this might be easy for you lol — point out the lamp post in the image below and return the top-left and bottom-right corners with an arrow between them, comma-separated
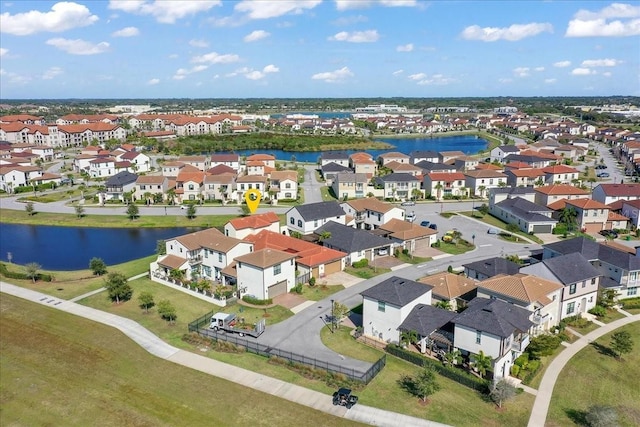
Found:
331,299 -> 335,333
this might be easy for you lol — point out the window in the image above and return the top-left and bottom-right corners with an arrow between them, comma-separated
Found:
591,277 -> 597,285
297,220 -> 302,227
188,184 -> 194,190
566,302 -> 575,315
285,183 -> 291,189
273,264 -> 281,275
476,330 -> 482,344
628,287 -> 638,296
569,283 -> 577,294
582,281 -> 586,288
218,253 -> 222,263
290,217 -> 295,225
378,301 -> 385,312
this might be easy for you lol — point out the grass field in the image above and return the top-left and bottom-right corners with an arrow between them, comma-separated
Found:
0,295 -> 360,427
546,322 -> 640,427
320,326 -> 534,426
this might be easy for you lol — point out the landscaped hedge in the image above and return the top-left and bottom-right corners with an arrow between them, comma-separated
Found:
621,297 -> 640,310
386,344 -> 490,392
242,295 -> 273,305
351,259 -> 369,268
0,263 -> 53,282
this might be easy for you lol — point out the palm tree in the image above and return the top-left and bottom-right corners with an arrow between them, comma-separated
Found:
559,207 -> 578,232
434,183 -> 443,201
400,330 -> 418,348
478,185 -> 486,199
472,351 -> 493,379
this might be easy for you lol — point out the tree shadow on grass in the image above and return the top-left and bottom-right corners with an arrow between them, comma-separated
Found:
565,408 -> 587,425
590,342 -> 617,358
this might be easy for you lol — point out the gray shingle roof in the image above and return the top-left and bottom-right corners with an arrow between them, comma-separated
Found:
105,171 -> 138,186
316,222 -> 390,253
361,276 -> 432,307
463,257 -> 521,278
495,197 -> 557,223
399,304 -> 457,336
414,160 -> 457,172
375,172 -> 419,183
542,252 -> 600,284
321,162 -> 352,173
453,297 -> 533,338
543,236 -> 601,260
410,150 -> 438,159
497,145 -> 521,153
321,152 -> 350,161
290,201 -> 345,221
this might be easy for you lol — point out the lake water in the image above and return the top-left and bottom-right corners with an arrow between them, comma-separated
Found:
227,135 -> 488,163
0,224 -> 201,271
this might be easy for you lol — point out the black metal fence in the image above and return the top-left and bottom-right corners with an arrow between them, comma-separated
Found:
188,312 -> 386,384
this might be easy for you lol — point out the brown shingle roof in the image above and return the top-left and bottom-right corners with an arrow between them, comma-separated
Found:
235,248 -> 296,268
477,273 -> 563,306
418,272 -> 478,300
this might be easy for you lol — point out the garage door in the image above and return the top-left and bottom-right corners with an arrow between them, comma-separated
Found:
268,280 -> 288,298
414,237 -> 431,250
532,224 -> 553,233
584,223 -> 603,233
323,260 -> 342,275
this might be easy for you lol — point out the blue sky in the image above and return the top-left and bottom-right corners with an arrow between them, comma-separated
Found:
1,1 -> 639,99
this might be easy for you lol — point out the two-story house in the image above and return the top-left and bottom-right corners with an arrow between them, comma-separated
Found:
202,174 -> 235,202
224,212 -> 281,239
177,155 -> 210,171
418,272 -> 478,312
235,248 -> 297,300
361,276 -> 433,343
315,221 -> 391,265
464,170 -> 507,197
520,252 -> 600,319
373,173 -> 421,201
490,145 -> 521,163
410,150 -> 439,164
424,172 -> 467,200
563,198 -> 611,233
102,171 -> 138,202
592,183 -> 640,205
269,170 -> 298,201
235,175 -> 268,204
377,152 -> 410,166
286,201 -> 346,235
504,168 -> 547,188
350,152 -> 377,179
134,175 -> 169,202
332,172 -> 369,200
320,152 -> 350,168
534,184 -> 590,207
542,165 -> 580,185
341,197 -> 404,230
211,153 -> 240,171
320,162 -> 353,186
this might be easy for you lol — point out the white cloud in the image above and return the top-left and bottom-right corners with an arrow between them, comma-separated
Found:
173,65 -> 208,80
408,73 -> 427,80
109,0 -> 221,24
245,71 -> 265,80
544,78 -> 557,84
311,66 -> 354,83
244,30 -> 270,42
392,69 -> 404,76
234,0 -> 321,20
189,39 -> 209,48
499,78 -> 513,83
415,74 -> 455,86
553,60 -> 572,68
396,43 -> 414,52
461,22 -> 553,41
513,67 -> 530,77
42,66 -> 63,79
332,15 -> 368,26
566,3 -> 640,37
0,48 -> 7,57
263,64 -> 279,73
46,38 -> 110,55
329,30 -> 379,42
147,78 -> 160,85
571,67 -> 596,75
602,71 -> 613,77
581,58 -> 620,67
335,0 -> 418,11
191,52 -> 240,64
535,66 -> 545,72
1,2 -> 99,36
112,26 -> 139,37
0,69 -> 31,84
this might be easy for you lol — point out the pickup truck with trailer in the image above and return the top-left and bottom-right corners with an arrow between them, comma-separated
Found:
209,312 -> 266,338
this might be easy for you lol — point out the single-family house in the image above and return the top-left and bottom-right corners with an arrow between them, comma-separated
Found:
235,249 -> 297,300
235,175 -> 268,204
463,257 -> 522,281
211,153 -> 240,171
350,152 -> 377,179
414,160 -> 457,174
563,198 -> 610,233
247,154 -> 276,169
321,162 -> 353,186
418,272 -> 478,311
224,212 -> 280,239
385,161 -> 423,177
332,172 -> 369,200
490,145 -> 521,163
424,172 -> 467,199
542,165 -> 580,185
592,183 -> 640,205
269,170 -> 298,201
88,157 -> 116,178
621,199 -> 640,228
134,175 -> 168,202
410,150 -> 439,164
504,168 -> 547,188
320,152 -> 350,168
373,173 -> 421,201
520,252 -> 600,319
119,151 -> 151,173
341,197 -> 404,230
464,170 -> 507,197
534,184 -> 590,207
452,298 -> 534,381
439,151 -> 466,164
102,171 -> 138,202
315,221 -> 392,265
377,219 -> 438,252
0,165 -> 42,192
378,152 -> 410,166
476,274 -> 563,334
177,155 -> 210,171
203,174 -> 235,202
361,276 -> 433,343
286,201 -> 346,235
176,170 -> 206,202
490,197 -> 557,233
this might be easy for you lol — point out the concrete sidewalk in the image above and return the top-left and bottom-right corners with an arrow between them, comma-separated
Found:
1,281 -> 450,427
527,314 -> 640,427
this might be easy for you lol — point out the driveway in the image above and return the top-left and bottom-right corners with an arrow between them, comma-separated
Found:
371,255 -> 405,269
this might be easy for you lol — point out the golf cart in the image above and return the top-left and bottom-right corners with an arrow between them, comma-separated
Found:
332,388 -> 358,409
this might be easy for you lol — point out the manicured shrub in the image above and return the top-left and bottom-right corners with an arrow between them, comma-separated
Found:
588,305 -> 607,317
526,334 -> 561,359
308,276 -> 316,286
242,295 -> 273,305
352,259 -> 369,268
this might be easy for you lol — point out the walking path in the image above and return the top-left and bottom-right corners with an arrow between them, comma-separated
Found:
0,281 -> 449,427
527,314 -> 640,427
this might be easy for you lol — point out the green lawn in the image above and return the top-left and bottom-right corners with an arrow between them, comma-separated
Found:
459,212 -> 544,244
320,325 -> 533,426
394,252 -> 431,264
599,308 -> 627,323
0,295 -> 360,427
547,322 -> 640,427
299,283 -> 345,301
345,265 -> 391,279
434,241 -> 475,255
1,255 -> 155,300
320,186 -> 337,201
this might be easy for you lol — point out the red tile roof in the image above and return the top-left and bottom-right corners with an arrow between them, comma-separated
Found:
227,212 -> 280,231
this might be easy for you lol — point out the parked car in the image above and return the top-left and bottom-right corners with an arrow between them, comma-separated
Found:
595,164 -> 607,169
429,223 -> 438,230
332,388 -> 358,409
377,248 -> 389,256
401,200 -> 416,206
487,228 -> 499,234
406,212 -> 416,222
597,172 -> 610,178
599,229 -> 618,239
420,220 -> 430,227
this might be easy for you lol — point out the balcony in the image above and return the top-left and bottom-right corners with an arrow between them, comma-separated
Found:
512,333 -> 530,352
188,255 -> 202,265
